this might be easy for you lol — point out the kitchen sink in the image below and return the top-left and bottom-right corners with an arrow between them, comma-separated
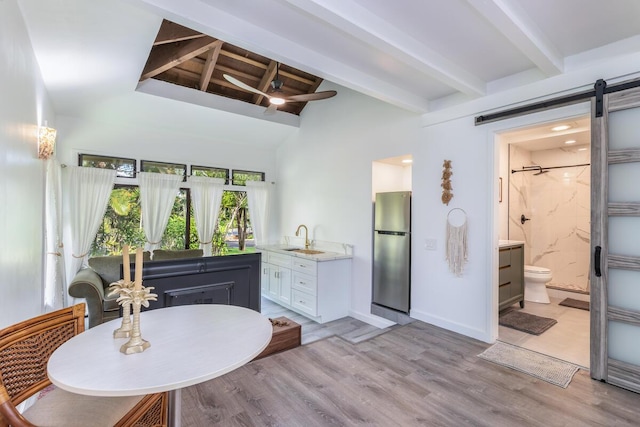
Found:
284,248 -> 324,255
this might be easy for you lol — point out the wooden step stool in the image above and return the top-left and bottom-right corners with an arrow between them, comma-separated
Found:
254,317 -> 301,359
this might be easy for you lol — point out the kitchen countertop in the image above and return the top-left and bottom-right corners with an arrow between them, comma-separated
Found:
257,244 -> 352,261
499,240 -> 525,248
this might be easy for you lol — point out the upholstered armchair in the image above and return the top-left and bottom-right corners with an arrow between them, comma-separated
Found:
68,252 -> 151,329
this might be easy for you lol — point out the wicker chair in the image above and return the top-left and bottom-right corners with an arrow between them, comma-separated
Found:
0,304 -> 168,427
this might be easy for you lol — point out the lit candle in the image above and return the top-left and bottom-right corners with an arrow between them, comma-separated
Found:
134,247 -> 143,290
122,245 -> 131,283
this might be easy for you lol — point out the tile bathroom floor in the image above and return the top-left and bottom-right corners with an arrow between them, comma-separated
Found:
499,296 -> 590,368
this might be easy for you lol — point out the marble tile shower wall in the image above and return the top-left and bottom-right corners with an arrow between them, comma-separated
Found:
509,145 -> 591,293
508,145 -> 532,250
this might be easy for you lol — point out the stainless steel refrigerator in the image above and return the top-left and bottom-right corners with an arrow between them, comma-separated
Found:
372,191 -> 411,313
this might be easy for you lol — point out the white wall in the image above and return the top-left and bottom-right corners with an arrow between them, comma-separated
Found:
0,0 -> 55,328
55,114 -> 277,179
275,83 -> 421,327
372,162 -> 412,198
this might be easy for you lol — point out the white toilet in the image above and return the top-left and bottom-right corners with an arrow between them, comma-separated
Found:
524,265 -> 552,304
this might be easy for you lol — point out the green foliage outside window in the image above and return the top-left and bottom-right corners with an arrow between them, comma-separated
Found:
91,186 -> 254,257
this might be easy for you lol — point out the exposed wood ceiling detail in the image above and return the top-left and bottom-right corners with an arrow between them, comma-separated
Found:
140,20 -> 328,116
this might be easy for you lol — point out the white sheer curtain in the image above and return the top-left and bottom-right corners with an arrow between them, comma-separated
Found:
189,176 -> 225,256
245,181 -> 271,246
44,159 -> 66,311
66,165 -> 116,280
138,172 -> 184,252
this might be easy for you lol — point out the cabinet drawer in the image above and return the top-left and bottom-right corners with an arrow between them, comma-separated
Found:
292,271 -> 317,295
499,282 -> 511,302
292,289 -> 317,316
499,265 -> 512,286
267,251 -> 292,268
499,249 -> 511,268
292,257 -> 317,276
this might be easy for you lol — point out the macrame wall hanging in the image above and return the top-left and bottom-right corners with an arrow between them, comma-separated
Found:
441,160 -> 453,205
446,207 -> 468,277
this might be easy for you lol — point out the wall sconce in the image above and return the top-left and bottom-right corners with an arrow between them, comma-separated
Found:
38,125 -> 57,159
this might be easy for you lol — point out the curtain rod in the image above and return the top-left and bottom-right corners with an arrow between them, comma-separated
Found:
511,163 -> 590,174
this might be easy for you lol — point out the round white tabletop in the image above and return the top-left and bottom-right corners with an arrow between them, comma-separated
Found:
47,304 -> 272,397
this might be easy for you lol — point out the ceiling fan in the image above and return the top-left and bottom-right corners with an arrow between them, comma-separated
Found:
223,63 -> 336,114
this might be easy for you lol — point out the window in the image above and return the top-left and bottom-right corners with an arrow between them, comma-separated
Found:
92,185 -> 197,256
191,165 -> 229,184
79,154 -> 136,178
231,169 -> 264,186
91,187 -> 255,257
83,154 -> 260,257
141,160 -> 186,178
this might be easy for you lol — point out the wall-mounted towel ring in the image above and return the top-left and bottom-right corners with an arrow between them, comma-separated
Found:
446,207 -> 468,277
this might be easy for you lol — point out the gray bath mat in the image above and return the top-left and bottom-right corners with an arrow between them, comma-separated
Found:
479,341 -> 580,388
559,298 -> 589,311
499,309 -> 557,335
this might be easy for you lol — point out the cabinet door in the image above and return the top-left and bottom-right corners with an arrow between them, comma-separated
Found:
278,267 -> 292,304
261,263 -> 271,295
509,246 -> 524,299
268,268 -> 280,299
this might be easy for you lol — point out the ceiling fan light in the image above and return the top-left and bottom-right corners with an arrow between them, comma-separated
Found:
269,97 -> 286,105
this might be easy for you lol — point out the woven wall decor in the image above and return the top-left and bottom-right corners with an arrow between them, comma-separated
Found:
441,160 -> 453,205
446,208 -> 468,277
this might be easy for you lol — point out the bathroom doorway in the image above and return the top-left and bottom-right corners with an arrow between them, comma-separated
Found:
496,113 -> 591,368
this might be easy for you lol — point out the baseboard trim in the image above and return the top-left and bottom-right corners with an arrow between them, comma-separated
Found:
410,308 -> 491,343
348,309 -> 395,329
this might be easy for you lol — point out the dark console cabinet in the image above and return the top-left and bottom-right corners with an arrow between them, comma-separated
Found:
499,244 -> 524,311
134,253 -> 261,313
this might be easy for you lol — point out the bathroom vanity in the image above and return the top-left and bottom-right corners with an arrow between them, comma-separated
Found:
498,241 -> 525,311
257,242 -> 352,323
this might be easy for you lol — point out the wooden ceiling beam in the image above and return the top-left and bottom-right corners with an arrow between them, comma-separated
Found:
219,50 -> 267,70
153,20 -> 206,45
140,36 -> 221,81
254,61 -> 278,104
277,70 -> 315,86
199,41 -> 223,91
218,49 -> 316,85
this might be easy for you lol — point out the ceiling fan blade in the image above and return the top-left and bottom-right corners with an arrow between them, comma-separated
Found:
264,103 -> 278,115
285,90 -> 337,102
223,74 -> 271,98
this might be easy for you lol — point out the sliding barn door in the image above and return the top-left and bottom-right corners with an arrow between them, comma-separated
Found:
591,82 -> 640,392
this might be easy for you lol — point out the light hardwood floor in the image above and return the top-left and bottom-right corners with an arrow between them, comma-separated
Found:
181,302 -> 639,426
260,297 -> 400,345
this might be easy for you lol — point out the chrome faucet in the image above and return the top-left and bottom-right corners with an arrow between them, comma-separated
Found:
295,224 -> 310,249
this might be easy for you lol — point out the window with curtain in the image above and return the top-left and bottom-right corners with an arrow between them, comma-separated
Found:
91,186 -> 256,257
83,155 -> 261,257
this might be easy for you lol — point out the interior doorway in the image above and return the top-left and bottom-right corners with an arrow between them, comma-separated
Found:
495,113 -> 591,368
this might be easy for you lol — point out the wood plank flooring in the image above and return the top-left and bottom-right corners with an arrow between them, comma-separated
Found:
260,297 -> 399,345
181,316 -> 640,426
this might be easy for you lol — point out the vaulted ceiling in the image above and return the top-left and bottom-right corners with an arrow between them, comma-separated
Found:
140,20 -> 328,116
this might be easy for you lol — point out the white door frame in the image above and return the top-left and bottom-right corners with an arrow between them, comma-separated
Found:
487,102 -> 591,342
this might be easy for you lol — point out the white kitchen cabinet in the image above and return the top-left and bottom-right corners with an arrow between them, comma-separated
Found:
260,248 -> 351,323
263,252 -> 292,305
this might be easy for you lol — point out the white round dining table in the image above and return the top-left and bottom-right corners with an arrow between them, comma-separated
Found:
48,304 -> 272,427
